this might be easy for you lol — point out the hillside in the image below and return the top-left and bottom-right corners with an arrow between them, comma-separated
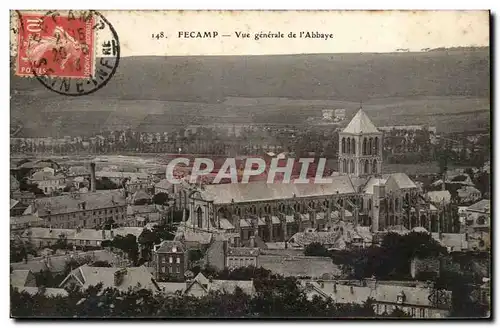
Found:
10,49 -> 490,137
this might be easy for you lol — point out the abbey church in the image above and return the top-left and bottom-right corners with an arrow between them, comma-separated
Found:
176,109 -> 447,246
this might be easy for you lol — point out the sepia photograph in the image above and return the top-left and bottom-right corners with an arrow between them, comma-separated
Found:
8,9 -> 491,319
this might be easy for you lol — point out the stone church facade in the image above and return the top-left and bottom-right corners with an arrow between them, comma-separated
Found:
172,108 -> 446,245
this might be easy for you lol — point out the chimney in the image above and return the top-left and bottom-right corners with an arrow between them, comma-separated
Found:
90,162 -> 97,192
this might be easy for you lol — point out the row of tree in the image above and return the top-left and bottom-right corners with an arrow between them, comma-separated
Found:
11,267 -> 411,318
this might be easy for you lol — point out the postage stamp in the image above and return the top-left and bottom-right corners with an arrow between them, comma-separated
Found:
12,10 -> 120,96
16,11 -> 95,78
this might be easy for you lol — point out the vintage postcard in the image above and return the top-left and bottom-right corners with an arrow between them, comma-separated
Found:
9,10 -> 490,319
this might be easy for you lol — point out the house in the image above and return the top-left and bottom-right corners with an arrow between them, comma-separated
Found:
10,215 -> 43,231
226,247 -> 260,269
59,264 -> 160,292
10,250 -> 127,273
10,270 -> 37,287
431,233 -> 468,252
457,186 -> 482,204
410,257 -> 440,279
300,279 -> 452,318
158,272 -> 255,297
21,227 -> 144,249
126,204 -> 162,226
465,200 -> 490,251
174,231 -> 213,250
10,199 -> 27,216
154,241 -> 188,281
23,189 -> 128,229
96,171 -> 152,190
29,170 -> 66,195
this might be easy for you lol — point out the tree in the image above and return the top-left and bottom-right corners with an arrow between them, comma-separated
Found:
188,249 -> 204,263
151,223 -> 176,242
152,192 -> 169,205
304,242 -> 330,257
138,228 -> 161,261
109,234 -> 139,264
96,177 -> 119,190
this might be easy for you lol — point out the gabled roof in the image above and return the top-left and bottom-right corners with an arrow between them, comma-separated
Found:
342,109 -> 380,134
385,173 -> 417,190
10,270 -> 32,287
60,264 -> 159,292
156,240 -> 185,253
467,199 -> 490,213
10,199 -> 20,209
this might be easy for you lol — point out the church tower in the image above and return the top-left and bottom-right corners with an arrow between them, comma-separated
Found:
338,108 -> 382,177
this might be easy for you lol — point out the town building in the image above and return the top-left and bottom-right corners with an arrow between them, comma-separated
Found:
29,169 -> 66,195
300,279 -> 451,318
23,189 -> 128,229
10,214 -> 43,231
59,264 -> 159,292
10,199 -> 27,216
153,240 -> 188,281
226,247 -> 260,269
158,272 -> 255,297
20,227 -> 144,249
96,171 -> 153,191
457,186 -> 482,204
465,199 -> 490,251
10,250 -> 127,273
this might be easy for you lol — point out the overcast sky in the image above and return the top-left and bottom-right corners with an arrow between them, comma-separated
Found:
101,10 -> 489,56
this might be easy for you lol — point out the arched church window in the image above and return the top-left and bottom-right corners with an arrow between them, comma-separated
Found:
364,160 -> 370,175
363,138 -> 367,155
342,138 -> 346,154
369,138 -> 373,155
374,137 -> 379,155
350,159 -> 355,174
343,159 -> 347,174
351,139 -> 356,154
346,138 -> 351,154
372,160 -> 377,174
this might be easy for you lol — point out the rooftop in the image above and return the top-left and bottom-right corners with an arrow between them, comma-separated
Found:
156,240 -> 186,253
10,270 -> 32,287
60,264 -> 159,292
29,190 -> 127,216
201,176 -> 356,205
341,109 -> 380,135
467,199 -> 490,213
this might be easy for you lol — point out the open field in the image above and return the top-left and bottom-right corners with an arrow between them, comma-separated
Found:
11,49 -> 489,137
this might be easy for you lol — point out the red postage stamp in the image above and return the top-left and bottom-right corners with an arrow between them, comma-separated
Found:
16,12 -> 95,78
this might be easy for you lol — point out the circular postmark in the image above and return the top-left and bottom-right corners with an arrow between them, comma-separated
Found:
15,10 -> 120,96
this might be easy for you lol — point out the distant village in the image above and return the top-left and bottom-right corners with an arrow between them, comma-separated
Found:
10,109 -> 490,318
